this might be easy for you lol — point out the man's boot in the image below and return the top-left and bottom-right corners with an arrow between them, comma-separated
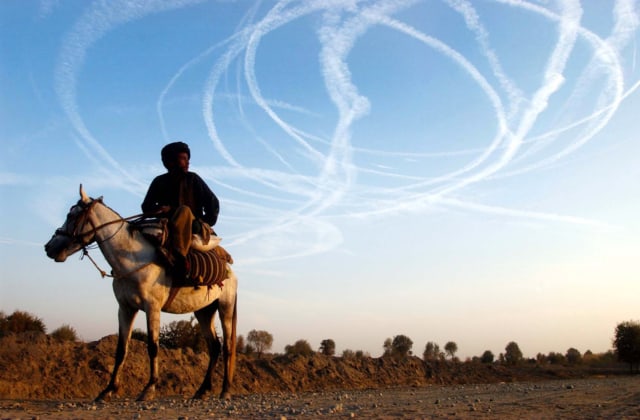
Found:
172,253 -> 190,280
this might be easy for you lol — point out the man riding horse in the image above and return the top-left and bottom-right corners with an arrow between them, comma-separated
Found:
142,141 -> 219,279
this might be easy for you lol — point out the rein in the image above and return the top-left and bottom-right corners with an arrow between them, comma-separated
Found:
71,199 -> 150,279
82,249 -> 154,280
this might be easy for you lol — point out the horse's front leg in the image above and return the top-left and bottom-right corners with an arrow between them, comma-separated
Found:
96,306 -> 138,402
137,308 -> 161,401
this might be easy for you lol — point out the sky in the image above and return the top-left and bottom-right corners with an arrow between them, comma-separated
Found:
1,0 -> 639,360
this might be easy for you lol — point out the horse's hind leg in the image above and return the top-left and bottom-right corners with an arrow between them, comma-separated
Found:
219,294 -> 237,400
192,302 -> 221,400
96,306 -> 138,402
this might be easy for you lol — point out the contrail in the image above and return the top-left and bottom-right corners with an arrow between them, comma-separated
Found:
157,1 -> 263,143
54,0 -> 207,192
202,1 -> 422,259
444,0 -> 525,119
370,15 -> 512,194
243,0 -> 331,166
427,0 -> 580,198
491,0 -> 628,176
49,0 -> 639,263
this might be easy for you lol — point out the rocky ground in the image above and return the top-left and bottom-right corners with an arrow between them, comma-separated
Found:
1,333 -> 637,418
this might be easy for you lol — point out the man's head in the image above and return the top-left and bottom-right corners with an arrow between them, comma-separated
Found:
161,141 -> 190,172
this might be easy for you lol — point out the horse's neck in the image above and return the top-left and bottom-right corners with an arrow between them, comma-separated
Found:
91,203 -> 149,270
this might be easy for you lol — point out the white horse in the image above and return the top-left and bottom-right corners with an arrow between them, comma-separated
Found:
44,185 -> 237,402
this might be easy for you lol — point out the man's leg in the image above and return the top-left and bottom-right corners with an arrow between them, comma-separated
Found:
169,206 -> 195,278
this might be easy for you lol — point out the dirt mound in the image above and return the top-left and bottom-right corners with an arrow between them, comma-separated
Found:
0,332 -> 599,400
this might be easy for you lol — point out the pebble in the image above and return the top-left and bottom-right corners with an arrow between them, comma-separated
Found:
1,378 -> 636,419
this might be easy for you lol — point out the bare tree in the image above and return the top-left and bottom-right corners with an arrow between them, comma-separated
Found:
423,341 -> 441,361
247,329 -> 273,358
444,341 -> 458,360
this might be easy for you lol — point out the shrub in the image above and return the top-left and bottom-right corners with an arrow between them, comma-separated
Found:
444,341 -> 458,359
481,350 -> 495,364
342,349 -> 355,359
159,318 -> 206,353
236,334 -> 246,354
613,320 -> 640,373
547,351 -> 566,365
504,341 -> 523,365
389,334 -> 413,358
319,339 -> 336,356
566,348 -> 582,365
131,328 -> 148,342
285,339 -> 314,356
423,341 -> 441,361
50,324 -> 78,342
0,310 -> 46,336
247,329 -> 273,358
355,350 -> 369,358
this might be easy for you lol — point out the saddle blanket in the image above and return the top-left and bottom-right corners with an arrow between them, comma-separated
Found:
187,246 -> 233,288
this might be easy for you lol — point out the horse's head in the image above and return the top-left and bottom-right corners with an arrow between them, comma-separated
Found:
45,185 -> 101,262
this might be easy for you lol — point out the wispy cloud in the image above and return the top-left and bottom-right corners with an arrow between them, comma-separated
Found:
48,0 -> 640,263
54,0 -> 206,192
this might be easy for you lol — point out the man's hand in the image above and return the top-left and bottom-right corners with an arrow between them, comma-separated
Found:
156,205 -> 171,214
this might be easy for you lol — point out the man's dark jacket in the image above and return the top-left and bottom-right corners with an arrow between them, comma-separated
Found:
141,171 -> 219,226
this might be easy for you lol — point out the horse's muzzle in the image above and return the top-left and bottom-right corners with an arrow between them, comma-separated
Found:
45,235 -> 71,262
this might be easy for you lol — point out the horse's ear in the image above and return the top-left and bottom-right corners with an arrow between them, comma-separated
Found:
79,184 -> 90,203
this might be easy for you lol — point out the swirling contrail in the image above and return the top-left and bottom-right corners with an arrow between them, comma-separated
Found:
55,0 -> 206,192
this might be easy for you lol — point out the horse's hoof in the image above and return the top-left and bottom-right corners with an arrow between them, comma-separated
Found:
95,387 -> 116,403
191,392 -> 207,400
95,392 -> 111,403
220,391 -> 232,401
136,388 -> 156,402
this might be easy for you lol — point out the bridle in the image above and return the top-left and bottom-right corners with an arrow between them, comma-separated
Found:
56,197 -> 127,248
56,197 -> 145,278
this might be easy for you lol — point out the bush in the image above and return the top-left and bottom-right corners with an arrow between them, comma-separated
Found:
389,335 -> 413,358
613,320 -> 640,373
319,339 -> 336,356
444,341 -> 458,359
547,351 -> 566,365
247,330 -> 273,358
423,341 -> 441,361
50,324 -> 78,342
566,348 -> 582,365
285,339 -> 314,356
504,341 -> 523,365
159,318 -> 206,353
131,328 -> 148,342
342,349 -> 355,359
481,350 -> 495,364
0,310 -> 46,336
236,334 -> 246,354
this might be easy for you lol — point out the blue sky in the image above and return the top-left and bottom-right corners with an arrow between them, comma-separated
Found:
1,0 -> 639,359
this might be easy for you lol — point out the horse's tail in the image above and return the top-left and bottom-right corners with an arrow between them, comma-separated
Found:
228,294 -> 238,381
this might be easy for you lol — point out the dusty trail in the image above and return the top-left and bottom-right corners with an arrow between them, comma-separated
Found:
2,377 -> 639,419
